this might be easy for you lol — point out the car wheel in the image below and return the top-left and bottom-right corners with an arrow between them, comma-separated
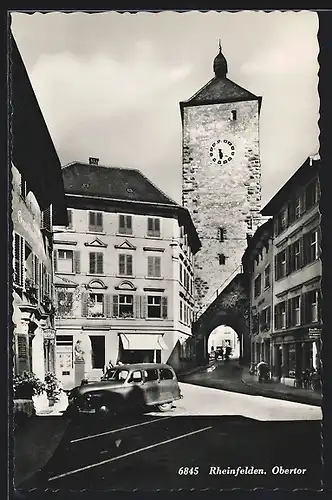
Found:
157,402 -> 173,412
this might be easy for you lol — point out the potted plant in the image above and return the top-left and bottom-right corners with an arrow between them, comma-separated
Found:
44,372 -> 62,406
44,372 -> 69,412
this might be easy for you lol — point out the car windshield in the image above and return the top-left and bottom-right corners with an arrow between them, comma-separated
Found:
103,369 -> 129,382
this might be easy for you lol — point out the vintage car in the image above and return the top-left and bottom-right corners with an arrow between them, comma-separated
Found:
67,363 -> 183,417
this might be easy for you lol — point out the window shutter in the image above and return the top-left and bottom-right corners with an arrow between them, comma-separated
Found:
300,293 -> 306,325
119,255 -> 125,274
274,306 -> 278,331
162,297 -> 168,319
155,257 -> 161,277
274,255 -> 278,280
299,236 -> 304,268
147,256 -> 153,277
20,236 -> 24,287
14,234 -> 24,286
74,251 -> 81,273
89,252 -> 96,273
89,212 -> 95,229
67,209 -> 72,229
140,295 -> 147,318
148,218 -> 153,232
155,218 -> 160,234
127,255 -> 133,275
126,215 -> 132,230
96,212 -> 103,229
134,295 -> 140,318
303,234 -> 308,267
119,214 -> 125,231
112,295 -> 119,317
39,261 -> 43,300
318,289 -> 322,322
317,226 -> 322,258
53,250 -> 57,272
97,253 -> 103,274
104,294 -> 111,317
286,299 -> 292,327
81,292 -> 89,317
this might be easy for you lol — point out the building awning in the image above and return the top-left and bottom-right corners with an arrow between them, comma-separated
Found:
120,334 -> 168,351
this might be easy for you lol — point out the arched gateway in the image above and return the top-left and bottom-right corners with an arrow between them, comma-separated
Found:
192,273 -> 250,365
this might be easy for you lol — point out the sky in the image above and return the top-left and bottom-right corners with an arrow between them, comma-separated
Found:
10,10 -> 319,206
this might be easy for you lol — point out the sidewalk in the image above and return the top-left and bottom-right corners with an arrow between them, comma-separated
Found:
13,408 -> 71,489
241,368 -> 322,407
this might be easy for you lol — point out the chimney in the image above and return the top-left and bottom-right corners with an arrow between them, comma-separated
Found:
309,153 -> 320,166
89,157 -> 99,165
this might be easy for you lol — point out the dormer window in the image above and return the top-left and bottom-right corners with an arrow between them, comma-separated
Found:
218,253 -> 226,265
217,227 -> 226,242
231,110 -> 237,121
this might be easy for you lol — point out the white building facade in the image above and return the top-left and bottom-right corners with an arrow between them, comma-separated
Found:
53,159 -> 201,389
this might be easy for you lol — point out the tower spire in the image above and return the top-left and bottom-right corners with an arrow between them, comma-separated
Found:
213,42 -> 228,78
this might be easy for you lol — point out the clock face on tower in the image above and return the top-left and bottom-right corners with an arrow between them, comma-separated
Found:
209,139 -> 236,165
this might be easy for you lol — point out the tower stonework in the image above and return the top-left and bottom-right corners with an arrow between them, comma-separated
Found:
180,48 -> 262,313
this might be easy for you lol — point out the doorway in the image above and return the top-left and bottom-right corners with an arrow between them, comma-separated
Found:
90,335 -> 106,369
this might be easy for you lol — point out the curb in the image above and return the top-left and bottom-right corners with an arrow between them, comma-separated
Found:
240,374 -> 322,407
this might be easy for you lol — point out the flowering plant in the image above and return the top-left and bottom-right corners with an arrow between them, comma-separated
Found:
44,372 -> 63,402
13,371 -> 46,399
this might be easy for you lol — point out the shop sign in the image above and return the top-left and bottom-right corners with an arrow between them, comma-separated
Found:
43,328 -> 56,340
309,327 -> 321,339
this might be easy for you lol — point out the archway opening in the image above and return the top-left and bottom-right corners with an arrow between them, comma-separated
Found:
207,325 -> 241,361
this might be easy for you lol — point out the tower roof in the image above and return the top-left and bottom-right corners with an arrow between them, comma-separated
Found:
180,45 -> 260,108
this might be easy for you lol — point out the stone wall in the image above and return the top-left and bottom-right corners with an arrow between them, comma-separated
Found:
182,100 -> 262,312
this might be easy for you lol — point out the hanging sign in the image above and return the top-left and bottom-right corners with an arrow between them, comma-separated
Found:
43,328 -> 56,340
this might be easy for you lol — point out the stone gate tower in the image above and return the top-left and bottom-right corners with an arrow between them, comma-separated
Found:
180,45 -> 262,314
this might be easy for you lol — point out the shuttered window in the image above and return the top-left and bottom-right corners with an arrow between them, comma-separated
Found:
89,212 -> 103,232
147,218 -> 160,237
119,214 -> 132,235
119,254 -> 133,276
89,252 -> 103,274
57,290 -> 74,317
147,296 -> 162,318
57,250 -> 74,273
303,229 -> 319,265
87,293 -> 104,317
302,290 -> 320,324
147,256 -> 161,277
14,233 -> 24,287
119,295 -> 134,318
274,301 -> 287,330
